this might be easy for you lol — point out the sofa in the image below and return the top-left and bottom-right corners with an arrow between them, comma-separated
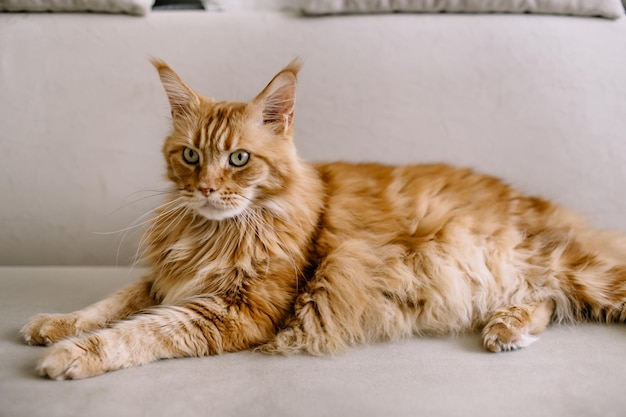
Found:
1,3 -> 626,416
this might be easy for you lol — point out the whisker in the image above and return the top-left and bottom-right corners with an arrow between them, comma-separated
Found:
121,198 -> 188,265
150,205 -> 190,249
130,201 -> 190,269
110,188 -> 182,215
94,196 -> 186,266
103,187 -> 182,216
94,198 -> 185,236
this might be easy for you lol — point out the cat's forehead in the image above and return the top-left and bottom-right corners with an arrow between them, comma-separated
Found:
195,101 -> 249,151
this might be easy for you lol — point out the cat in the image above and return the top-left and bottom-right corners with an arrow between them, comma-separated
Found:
21,59 -> 626,380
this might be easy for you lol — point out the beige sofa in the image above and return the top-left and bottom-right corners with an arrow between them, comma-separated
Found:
1,8 -> 626,417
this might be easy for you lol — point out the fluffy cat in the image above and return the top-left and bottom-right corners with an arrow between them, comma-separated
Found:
22,59 -> 626,380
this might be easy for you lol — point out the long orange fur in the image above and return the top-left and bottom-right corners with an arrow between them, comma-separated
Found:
21,59 -> 626,380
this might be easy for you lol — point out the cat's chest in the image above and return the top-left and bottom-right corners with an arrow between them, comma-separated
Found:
145,212 -> 305,304
149,236 -> 256,304
150,262 -> 253,306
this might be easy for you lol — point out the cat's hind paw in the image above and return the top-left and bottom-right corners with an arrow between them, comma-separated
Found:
482,325 -> 539,352
256,327 -> 313,355
482,302 -> 553,352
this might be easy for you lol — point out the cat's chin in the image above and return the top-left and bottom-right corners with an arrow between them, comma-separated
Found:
193,204 -> 246,222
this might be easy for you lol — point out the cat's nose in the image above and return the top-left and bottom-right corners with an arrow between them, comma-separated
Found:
199,187 -> 216,197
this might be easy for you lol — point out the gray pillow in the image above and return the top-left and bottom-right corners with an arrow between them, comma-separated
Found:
300,0 -> 625,19
0,0 -> 152,15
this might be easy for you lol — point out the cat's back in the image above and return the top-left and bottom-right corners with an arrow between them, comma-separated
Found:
315,161 -> 520,213
313,161 -> 559,243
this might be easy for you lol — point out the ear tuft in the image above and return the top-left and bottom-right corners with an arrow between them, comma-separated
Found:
255,58 -> 303,135
150,57 -> 200,118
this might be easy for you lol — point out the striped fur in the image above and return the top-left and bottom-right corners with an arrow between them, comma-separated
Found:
22,59 -> 626,379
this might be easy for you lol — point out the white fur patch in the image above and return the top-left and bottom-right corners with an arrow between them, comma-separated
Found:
513,330 -> 540,349
499,329 -> 539,352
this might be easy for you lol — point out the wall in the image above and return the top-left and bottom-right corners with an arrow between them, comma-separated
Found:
1,12 -> 626,265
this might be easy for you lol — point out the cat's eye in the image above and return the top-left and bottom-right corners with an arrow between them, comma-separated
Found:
182,147 -> 200,165
229,150 -> 250,167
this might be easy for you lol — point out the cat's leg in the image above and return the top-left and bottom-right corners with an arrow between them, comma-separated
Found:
35,296 -> 274,380
21,279 -> 155,346
258,289 -> 348,356
481,300 -> 554,352
260,241 -> 410,355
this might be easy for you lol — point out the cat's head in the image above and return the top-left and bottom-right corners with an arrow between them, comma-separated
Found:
152,58 -> 302,221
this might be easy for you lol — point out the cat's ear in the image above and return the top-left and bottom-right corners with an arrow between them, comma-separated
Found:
151,58 -> 201,119
253,58 -> 302,135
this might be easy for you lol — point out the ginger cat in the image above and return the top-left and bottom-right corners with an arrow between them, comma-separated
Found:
22,59 -> 626,380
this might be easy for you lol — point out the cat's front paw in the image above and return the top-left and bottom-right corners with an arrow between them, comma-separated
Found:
37,338 -> 107,380
21,313 -> 79,346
